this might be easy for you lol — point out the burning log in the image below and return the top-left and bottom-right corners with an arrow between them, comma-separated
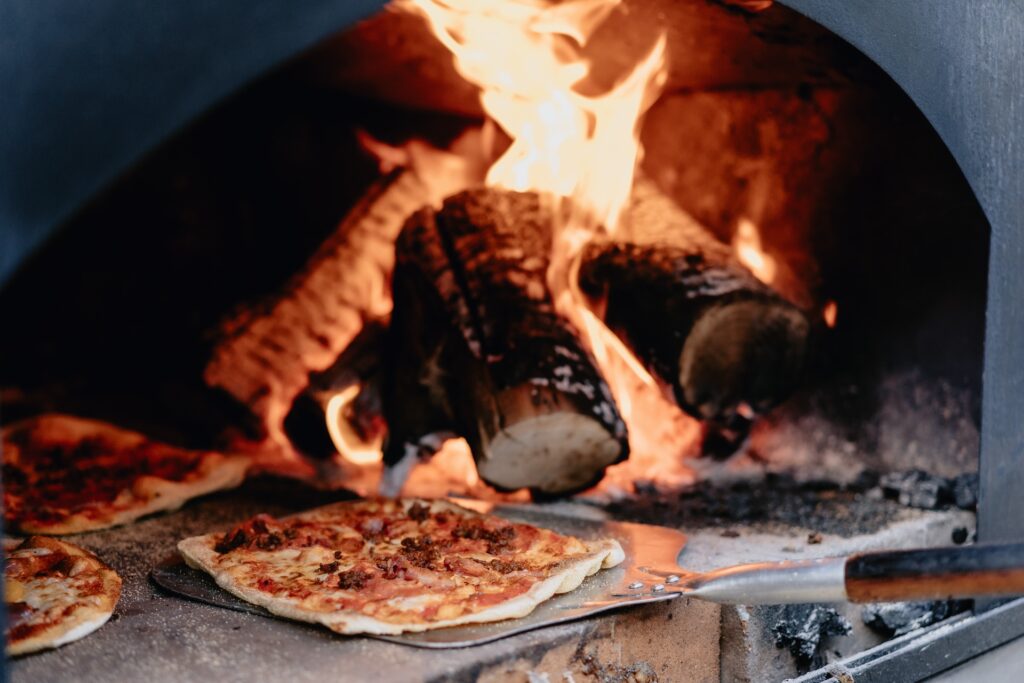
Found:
578,181 -> 810,426
203,170 -> 431,443
385,189 -> 629,495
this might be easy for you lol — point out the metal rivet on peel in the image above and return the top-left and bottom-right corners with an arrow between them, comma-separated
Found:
652,584 -> 666,592
666,575 -> 680,584
628,582 -> 644,590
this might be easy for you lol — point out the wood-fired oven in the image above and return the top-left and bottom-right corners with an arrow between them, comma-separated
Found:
2,1 -> 1022,681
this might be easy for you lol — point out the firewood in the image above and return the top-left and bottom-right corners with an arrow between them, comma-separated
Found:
385,189 -> 629,495
203,170 -> 432,441
578,180 -> 810,425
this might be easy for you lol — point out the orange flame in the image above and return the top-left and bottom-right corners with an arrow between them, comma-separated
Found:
733,217 -> 777,285
324,384 -> 384,466
338,0 -> 698,497
823,300 -> 838,328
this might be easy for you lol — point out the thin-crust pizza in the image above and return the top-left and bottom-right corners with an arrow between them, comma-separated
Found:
3,414 -> 249,534
4,536 -> 122,655
179,498 -> 624,635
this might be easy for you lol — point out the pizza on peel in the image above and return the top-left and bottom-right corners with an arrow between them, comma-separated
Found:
4,536 -> 122,656
178,498 -> 624,635
3,414 -> 249,534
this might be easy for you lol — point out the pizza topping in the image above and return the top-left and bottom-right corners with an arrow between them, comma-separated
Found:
453,521 -> 517,554
337,569 -> 372,590
375,556 -> 409,580
318,562 -> 340,574
399,536 -> 444,569
407,502 -> 430,521
487,558 -> 528,574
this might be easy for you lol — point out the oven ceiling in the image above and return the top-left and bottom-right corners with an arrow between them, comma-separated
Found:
0,0 -> 384,287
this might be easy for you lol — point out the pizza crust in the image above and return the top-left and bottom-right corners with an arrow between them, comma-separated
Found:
4,414 -> 249,535
5,536 -> 122,656
179,499 -> 625,635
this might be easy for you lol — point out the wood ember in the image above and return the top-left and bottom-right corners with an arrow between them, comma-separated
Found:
878,470 -> 978,511
203,171 -> 431,440
771,604 -> 851,667
384,188 -> 629,495
862,600 -> 969,638
578,180 -> 811,426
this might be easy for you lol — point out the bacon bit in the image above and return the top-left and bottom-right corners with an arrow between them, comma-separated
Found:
444,557 -> 487,577
337,569 -> 372,590
214,528 -> 249,554
407,502 -> 430,521
333,550 -> 343,560
487,559 -> 527,574
376,556 -> 408,580
318,561 -> 339,574
256,533 -> 282,551
453,522 -> 517,554
400,536 -> 442,569
214,514 -> 282,553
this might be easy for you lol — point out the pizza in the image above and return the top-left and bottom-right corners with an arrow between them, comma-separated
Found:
178,498 -> 624,635
3,414 -> 249,534
4,536 -> 122,655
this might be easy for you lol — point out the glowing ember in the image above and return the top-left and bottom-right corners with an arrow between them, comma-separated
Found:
733,216 -> 778,285
823,299 -> 838,328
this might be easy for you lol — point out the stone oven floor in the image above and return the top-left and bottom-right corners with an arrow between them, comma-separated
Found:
8,478 -> 974,683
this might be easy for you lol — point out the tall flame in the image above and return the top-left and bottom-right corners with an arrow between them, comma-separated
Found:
337,0 -> 697,496
402,0 -> 666,234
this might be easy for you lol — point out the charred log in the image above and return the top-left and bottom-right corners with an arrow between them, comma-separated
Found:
385,189 -> 629,495
579,181 -> 810,426
203,170 -> 431,439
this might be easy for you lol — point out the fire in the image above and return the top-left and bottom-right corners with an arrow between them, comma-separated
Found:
328,0 -> 699,497
733,217 -> 777,285
324,384 -> 384,466
823,299 -> 838,328
402,0 -> 666,232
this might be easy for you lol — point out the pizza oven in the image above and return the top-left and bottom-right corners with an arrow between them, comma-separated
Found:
2,1 -> 1023,681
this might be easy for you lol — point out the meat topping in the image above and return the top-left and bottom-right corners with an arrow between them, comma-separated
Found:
453,522 -> 517,554
487,559 -> 527,574
399,536 -> 443,569
337,569 -> 372,590
318,561 -> 339,574
375,556 -> 408,580
407,502 -> 430,521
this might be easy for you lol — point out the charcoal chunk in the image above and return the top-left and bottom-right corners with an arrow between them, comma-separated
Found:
952,473 -> 979,510
862,600 -> 969,637
879,470 -> 952,509
772,604 -> 851,664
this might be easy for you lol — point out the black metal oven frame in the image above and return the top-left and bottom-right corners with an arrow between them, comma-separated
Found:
2,1 -> 1023,680
783,1 -> 1024,678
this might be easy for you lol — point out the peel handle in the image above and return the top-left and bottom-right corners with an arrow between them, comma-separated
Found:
845,542 -> 1024,603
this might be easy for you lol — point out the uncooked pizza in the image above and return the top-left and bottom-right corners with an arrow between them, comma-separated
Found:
3,414 -> 249,534
4,536 -> 122,655
178,498 -> 624,634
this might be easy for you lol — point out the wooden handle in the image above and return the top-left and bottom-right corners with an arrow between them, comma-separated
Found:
845,542 -> 1024,602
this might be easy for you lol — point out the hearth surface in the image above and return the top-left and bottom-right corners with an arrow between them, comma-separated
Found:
7,478 -> 974,683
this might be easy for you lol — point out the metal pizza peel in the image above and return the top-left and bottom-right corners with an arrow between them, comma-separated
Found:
151,501 -> 688,649
152,499 -> 1024,648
